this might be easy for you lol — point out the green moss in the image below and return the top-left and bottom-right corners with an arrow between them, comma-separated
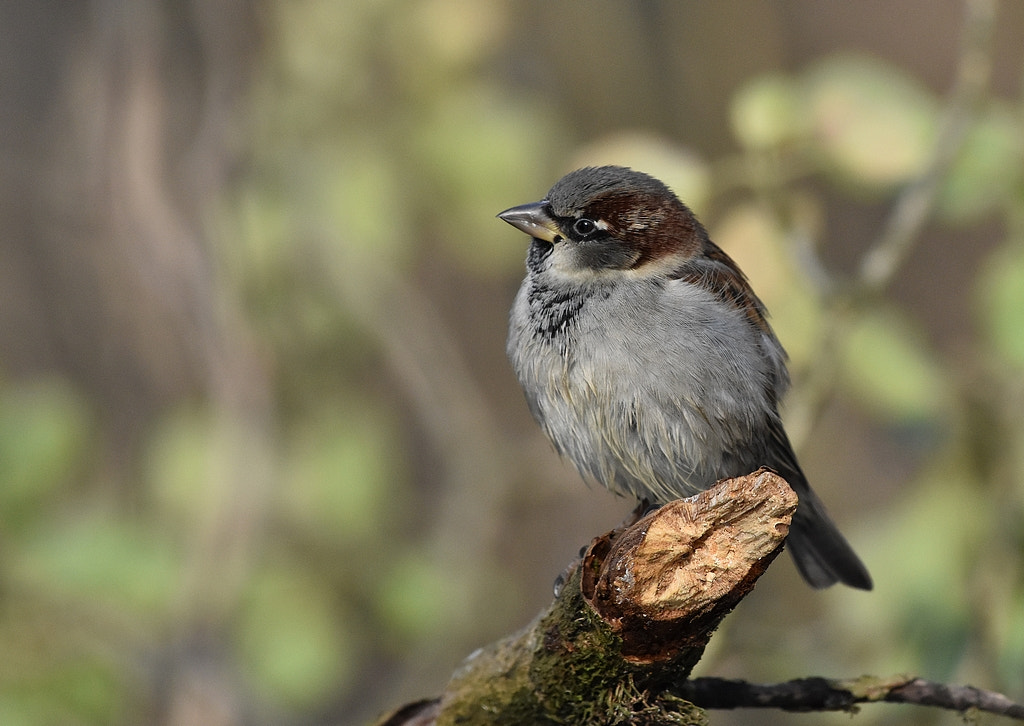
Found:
435,567 -> 707,725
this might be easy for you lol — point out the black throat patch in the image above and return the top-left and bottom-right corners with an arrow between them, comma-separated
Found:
526,280 -> 585,346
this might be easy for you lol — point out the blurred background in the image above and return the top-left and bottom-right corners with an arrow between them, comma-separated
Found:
1,1 -> 1023,724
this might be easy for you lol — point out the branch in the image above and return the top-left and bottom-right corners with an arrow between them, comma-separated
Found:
857,0 -> 997,294
680,675 -> 1024,720
373,470 -> 1024,725
783,0 -> 998,445
375,470 -> 797,726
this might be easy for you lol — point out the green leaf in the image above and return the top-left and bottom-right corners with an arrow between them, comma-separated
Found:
839,309 -> 946,421
711,202 -> 823,367
0,379 -> 91,529
321,142 -> 413,268
143,404 -> 217,527
376,553 -> 453,641
46,660 -> 123,726
939,103 -> 1024,223
731,74 -> 804,150
414,86 -> 557,274
281,402 -> 402,543
999,596 -> 1024,687
408,0 -> 506,69
14,514 -> 181,618
0,662 -> 122,726
803,54 -> 938,188
837,466 -> 980,678
977,241 -> 1024,368
237,566 -> 355,707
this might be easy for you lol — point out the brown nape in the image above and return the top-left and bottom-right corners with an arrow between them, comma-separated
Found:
586,191 -> 705,268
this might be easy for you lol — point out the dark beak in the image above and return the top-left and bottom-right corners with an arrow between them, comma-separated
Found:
497,201 -> 562,244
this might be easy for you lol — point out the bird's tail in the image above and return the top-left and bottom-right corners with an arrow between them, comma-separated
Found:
786,486 -> 872,590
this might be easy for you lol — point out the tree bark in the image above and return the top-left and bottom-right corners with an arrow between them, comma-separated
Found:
375,467 -> 1024,725
377,469 -> 797,726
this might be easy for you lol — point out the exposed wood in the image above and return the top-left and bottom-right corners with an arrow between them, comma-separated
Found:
375,467 -> 1024,724
376,470 -> 796,726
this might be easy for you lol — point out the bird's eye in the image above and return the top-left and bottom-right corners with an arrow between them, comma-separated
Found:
573,218 -> 598,237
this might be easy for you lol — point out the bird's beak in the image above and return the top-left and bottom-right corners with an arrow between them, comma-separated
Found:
497,201 -> 561,244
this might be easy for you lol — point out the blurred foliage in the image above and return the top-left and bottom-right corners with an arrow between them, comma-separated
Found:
940,102 -> 1024,222
839,309 -> 948,421
1,2 -> 1023,725
804,54 -> 940,189
0,379 -> 92,532
979,237 -> 1024,367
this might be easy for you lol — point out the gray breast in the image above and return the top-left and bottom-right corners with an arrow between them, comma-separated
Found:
509,273 -> 781,503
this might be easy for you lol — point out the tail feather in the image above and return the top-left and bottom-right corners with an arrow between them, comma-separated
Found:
786,489 -> 872,590
763,421 -> 872,590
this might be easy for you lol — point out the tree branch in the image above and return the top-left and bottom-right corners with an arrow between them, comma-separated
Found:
857,0 -> 997,294
782,0 -> 999,448
680,675 -> 1024,720
373,470 -> 1024,724
375,470 -> 796,726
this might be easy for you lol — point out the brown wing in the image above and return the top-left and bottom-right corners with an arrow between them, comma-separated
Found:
667,242 -> 774,338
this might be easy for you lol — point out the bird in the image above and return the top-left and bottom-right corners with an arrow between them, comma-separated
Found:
498,165 -> 871,590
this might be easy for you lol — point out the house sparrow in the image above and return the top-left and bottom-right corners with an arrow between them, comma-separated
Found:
499,166 -> 871,590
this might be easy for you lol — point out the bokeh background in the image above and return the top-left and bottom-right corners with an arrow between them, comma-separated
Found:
2,1 -> 1024,724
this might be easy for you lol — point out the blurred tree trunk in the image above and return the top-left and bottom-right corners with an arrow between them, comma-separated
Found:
0,0 -> 259,469
0,5 -> 271,724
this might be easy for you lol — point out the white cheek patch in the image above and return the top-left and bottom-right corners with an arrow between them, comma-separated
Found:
549,247 -> 593,279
